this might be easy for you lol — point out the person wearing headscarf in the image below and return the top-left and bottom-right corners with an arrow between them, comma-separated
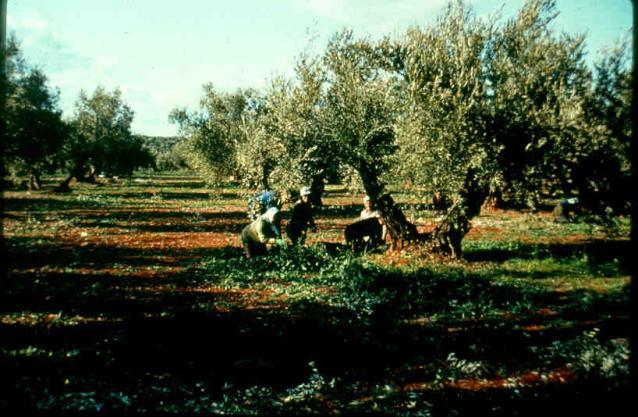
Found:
241,207 -> 282,258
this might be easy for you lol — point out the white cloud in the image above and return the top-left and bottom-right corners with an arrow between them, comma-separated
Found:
8,11 -> 91,74
297,0 -> 347,20
7,12 -> 49,31
95,55 -> 117,68
290,0 -> 448,38
293,0 -> 446,23
21,16 -> 49,30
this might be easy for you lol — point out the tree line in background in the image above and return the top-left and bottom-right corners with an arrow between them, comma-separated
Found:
1,0 -> 631,257
170,0 -> 631,256
1,36 -> 156,191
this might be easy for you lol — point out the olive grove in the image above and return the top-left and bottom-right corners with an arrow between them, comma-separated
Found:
172,0 -> 631,257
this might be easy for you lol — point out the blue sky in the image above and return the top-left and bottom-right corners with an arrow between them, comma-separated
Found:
7,0 -> 633,137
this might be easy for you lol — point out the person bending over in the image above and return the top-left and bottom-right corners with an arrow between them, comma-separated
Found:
241,207 -> 282,259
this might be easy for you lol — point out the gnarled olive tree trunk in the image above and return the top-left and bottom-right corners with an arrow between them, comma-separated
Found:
309,173 -> 326,207
28,169 -> 42,191
358,162 -> 418,248
56,164 -> 96,192
430,170 -> 488,258
357,163 -> 487,256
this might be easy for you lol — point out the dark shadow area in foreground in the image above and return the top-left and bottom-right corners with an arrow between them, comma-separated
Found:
0,234 -> 631,415
0,298 -> 630,415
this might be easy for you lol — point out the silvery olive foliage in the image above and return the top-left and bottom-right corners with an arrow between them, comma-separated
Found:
62,86 -> 153,181
170,85 -> 276,188
390,0 -> 495,205
260,58 -> 333,197
176,0 -> 630,249
320,30 -> 400,197
576,39 -> 632,213
484,0 -> 592,208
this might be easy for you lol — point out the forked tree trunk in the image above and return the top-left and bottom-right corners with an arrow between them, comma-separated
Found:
28,169 -> 42,191
430,170 -> 488,258
358,162 -> 418,249
309,174 -> 325,207
55,164 -> 87,192
77,165 -> 97,183
56,173 -> 76,193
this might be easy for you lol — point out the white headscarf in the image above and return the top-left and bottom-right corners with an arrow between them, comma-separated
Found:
261,207 -> 279,223
261,207 -> 281,236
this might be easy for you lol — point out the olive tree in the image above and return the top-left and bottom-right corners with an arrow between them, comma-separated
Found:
388,0 -> 609,256
259,30 -> 418,243
170,85 -> 276,188
233,90 -> 282,190
319,30 -> 419,244
260,57 -> 336,205
3,37 -> 68,189
576,40 -> 632,214
485,0 -> 593,209
57,86 -> 152,190
388,1 -> 495,256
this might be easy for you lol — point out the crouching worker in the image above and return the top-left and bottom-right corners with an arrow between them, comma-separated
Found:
553,197 -> 579,223
247,190 -> 281,220
286,186 -> 317,246
241,207 -> 283,259
344,195 -> 387,252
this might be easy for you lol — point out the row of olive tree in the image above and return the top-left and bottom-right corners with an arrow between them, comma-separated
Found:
2,37 -> 155,191
172,0 -> 631,256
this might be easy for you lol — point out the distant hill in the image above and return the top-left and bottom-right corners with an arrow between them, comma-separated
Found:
134,135 -> 191,171
135,135 -> 183,154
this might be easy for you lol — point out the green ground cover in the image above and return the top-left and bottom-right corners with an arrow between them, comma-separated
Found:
0,174 -> 631,416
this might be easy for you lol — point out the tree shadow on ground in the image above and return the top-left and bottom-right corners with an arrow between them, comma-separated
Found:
62,209 -> 262,233
3,236 -> 243,271
0,291 -> 629,414
74,209 -> 248,222
1,232 -> 631,414
118,222 -> 246,234
120,180 -> 207,189
318,204 -> 363,219
2,197 -> 120,212
464,239 -> 631,272
90,191 -> 216,200
73,219 -> 247,233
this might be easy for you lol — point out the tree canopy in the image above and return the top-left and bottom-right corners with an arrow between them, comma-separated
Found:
56,86 -> 154,190
174,0 -> 631,256
2,36 -> 67,189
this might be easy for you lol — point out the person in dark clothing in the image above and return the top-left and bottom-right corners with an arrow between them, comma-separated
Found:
344,217 -> 383,251
286,186 -> 317,245
553,197 -> 579,223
